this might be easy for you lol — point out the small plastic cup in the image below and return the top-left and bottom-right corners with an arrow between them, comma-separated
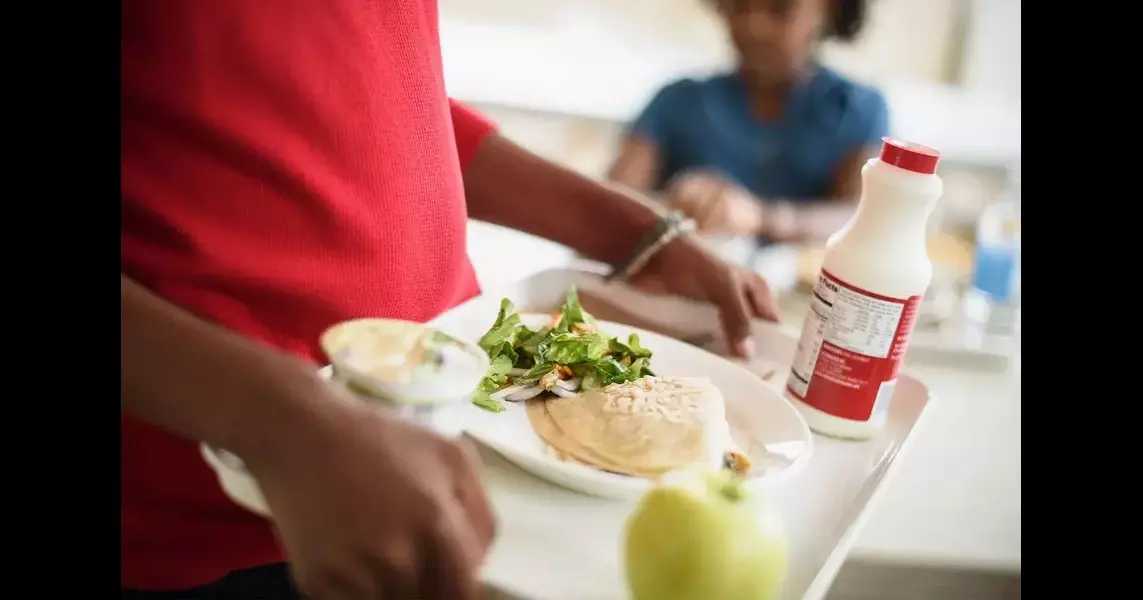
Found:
201,318 -> 490,516
319,318 -> 489,438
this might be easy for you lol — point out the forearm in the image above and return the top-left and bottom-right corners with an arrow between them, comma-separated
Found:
464,134 -> 662,264
606,136 -> 660,192
758,197 -> 858,244
121,275 -> 333,464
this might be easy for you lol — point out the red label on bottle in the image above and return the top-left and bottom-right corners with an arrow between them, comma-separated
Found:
785,270 -> 921,422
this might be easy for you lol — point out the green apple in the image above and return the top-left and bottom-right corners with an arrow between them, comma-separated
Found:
624,467 -> 788,600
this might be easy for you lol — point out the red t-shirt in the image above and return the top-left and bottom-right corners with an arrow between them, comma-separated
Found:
121,0 -> 493,590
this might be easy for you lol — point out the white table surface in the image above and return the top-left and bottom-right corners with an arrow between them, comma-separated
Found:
466,220 -> 1022,573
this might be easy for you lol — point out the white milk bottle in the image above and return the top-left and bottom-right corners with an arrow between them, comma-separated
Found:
784,138 -> 943,440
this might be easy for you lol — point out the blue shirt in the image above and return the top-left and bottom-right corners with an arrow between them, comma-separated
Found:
630,68 -> 889,202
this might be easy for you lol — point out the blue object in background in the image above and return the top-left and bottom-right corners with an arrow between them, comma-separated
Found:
971,244 -> 1017,304
969,164 -> 1020,308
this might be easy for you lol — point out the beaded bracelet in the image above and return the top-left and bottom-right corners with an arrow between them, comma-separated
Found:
606,211 -> 696,283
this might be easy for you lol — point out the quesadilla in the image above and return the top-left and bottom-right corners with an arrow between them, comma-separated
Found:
526,376 -> 752,478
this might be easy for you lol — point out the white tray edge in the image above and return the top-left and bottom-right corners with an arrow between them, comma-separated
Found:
798,388 -> 937,600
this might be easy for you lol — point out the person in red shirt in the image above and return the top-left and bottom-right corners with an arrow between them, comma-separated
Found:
121,1 -> 781,599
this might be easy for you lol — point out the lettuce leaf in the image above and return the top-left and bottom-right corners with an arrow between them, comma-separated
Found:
539,330 -> 609,365
553,286 -> 594,332
471,390 -> 505,413
478,298 -> 521,352
608,333 -> 652,361
573,355 -> 653,389
517,326 -> 549,359
471,285 -> 656,412
513,361 -> 555,386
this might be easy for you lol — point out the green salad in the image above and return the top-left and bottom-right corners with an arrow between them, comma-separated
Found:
471,286 -> 655,413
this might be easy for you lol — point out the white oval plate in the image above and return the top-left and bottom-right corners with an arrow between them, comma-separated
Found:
453,315 -> 813,500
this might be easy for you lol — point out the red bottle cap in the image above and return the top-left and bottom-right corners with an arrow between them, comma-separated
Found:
879,137 -> 940,174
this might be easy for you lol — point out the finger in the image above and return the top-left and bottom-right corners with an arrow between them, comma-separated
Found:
665,175 -> 701,210
669,190 -> 705,220
444,441 -> 498,553
667,174 -> 716,219
714,273 -> 755,359
744,274 -> 781,322
349,537 -> 419,599
294,562 -> 377,600
373,557 -> 420,600
418,500 -> 484,600
691,186 -> 724,232
710,191 -> 734,233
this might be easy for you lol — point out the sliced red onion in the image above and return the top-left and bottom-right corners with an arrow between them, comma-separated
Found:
550,387 -> 578,398
490,384 -> 527,401
505,386 -> 545,402
555,377 -> 580,391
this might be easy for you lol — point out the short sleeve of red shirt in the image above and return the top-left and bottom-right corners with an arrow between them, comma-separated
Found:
450,99 -> 496,169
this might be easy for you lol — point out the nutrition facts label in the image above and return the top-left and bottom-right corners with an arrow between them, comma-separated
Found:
787,271 -> 920,422
824,285 -> 904,359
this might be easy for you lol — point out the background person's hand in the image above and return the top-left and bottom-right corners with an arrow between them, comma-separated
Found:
666,170 -> 764,237
244,393 -> 497,600
630,234 -> 781,359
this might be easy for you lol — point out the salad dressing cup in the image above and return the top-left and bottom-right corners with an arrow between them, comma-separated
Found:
319,318 -> 490,438
201,318 -> 490,516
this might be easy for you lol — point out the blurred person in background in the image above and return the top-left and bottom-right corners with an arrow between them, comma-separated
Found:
608,0 -> 888,245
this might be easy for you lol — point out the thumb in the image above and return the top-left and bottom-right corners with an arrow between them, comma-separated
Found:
715,277 -> 755,359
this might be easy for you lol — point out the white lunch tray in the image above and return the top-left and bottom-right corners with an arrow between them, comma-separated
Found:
428,265 -> 936,600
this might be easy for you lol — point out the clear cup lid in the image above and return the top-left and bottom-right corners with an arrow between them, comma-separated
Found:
320,319 -> 488,406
